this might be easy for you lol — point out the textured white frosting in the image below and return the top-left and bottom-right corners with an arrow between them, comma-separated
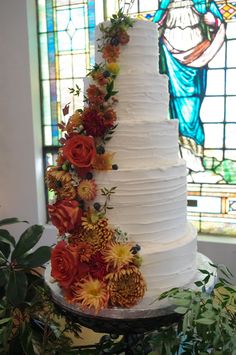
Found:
92,19 -> 197,303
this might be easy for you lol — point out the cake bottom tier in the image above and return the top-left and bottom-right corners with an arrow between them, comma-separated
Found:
138,222 -> 197,307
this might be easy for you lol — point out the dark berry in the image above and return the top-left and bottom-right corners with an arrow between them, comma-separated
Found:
96,145 -> 105,155
131,246 -> 138,255
110,37 -> 119,46
86,172 -> 93,180
103,70 -> 111,78
112,164 -> 118,170
94,202 -> 101,211
55,180 -> 62,188
135,244 -> 141,251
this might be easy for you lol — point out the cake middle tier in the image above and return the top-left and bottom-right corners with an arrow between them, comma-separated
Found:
95,160 -> 187,244
105,120 -> 179,169
115,74 -> 169,121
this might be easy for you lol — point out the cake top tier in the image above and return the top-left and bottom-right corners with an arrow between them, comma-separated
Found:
95,19 -> 159,75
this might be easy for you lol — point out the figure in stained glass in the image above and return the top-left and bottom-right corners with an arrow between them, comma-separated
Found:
153,0 -> 225,164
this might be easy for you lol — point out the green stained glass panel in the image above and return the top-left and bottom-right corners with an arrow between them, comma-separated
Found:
226,69 -> 236,95
226,97 -> 236,122
201,97 -> 224,122
206,70 -> 225,95
204,124 -> 224,148
227,40 -> 236,67
225,124 -> 236,148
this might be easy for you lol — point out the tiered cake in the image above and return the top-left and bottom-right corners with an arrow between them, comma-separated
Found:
47,14 -> 197,313
95,20 -> 197,304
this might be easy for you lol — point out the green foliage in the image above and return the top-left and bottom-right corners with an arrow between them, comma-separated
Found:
0,218 -> 82,354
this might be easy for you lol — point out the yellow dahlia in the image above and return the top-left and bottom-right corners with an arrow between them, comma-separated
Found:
106,266 -> 146,308
77,179 -> 97,201
73,277 -> 109,313
103,242 -> 134,269
106,62 -> 120,75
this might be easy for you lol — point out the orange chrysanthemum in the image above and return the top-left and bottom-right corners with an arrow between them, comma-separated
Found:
103,108 -> 117,127
102,44 -> 120,63
46,167 -> 72,191
92,152 -> 115,170
103,242 -> 134,269
73,276 -> 109,313
66,111 -> 82,134
77,179 -> 97,201
86,84 -> 105,105
106,266 -> 146,308
57,183 -> 77,200
79,217 -> 114,251
68,241 -> 94,263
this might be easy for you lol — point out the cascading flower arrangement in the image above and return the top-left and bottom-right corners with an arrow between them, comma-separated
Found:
46,10 -> 146,313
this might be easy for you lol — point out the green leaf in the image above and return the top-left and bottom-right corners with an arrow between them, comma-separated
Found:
20,246 -> 51,268
11,225 -> 44,261
195,281 -> 204,287
0,218 -> 28,227
0,269 -> 10,287
198,269 -> 211,275
195,318 -> 216,325
0,317 -> 11,325
6,270 -> 28,305
174,306 -> 188,314
0,244 -> 10,263
0,229 -> 16,247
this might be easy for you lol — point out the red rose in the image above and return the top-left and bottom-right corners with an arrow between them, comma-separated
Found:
62,135 -> 96,169
51,240 -> 78,288
48,199 -> 83,235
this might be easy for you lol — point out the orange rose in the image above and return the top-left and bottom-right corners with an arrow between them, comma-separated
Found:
62,135 -> 96,169
48,199 -> 83,235
51,240 -> 78,288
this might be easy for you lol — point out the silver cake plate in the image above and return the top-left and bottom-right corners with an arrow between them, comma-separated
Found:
44,252 -> 216,320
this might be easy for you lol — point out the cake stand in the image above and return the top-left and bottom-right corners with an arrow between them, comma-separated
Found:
44,253 -> 216,354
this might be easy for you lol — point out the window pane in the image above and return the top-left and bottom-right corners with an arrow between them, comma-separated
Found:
226,69 -> 236,95
201,97 -> 224,122
206,70 -> 225,95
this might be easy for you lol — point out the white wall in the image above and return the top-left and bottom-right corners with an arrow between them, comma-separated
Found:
0,0 -> 56,243
0,0 -> 235,279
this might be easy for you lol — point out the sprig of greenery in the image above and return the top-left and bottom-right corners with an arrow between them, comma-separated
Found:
100,186 -> 117,213
68,84 -> 81,96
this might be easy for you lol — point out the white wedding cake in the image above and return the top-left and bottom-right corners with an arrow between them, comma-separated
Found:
47,14 -> 198,313
95,20 -> 197,304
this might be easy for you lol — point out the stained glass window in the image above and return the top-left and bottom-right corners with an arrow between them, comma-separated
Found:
37,0 -> 236,236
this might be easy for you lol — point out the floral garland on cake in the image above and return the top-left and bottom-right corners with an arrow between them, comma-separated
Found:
47,10 -> 146,313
